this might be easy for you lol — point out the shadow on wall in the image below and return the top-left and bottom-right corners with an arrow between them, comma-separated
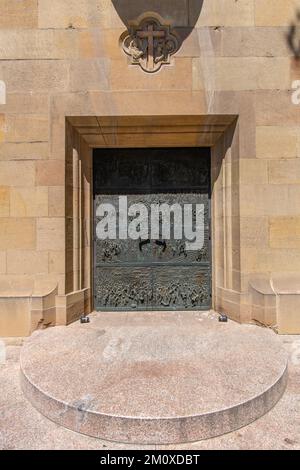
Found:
111,0 -> 204,40
287,9 -> 300,59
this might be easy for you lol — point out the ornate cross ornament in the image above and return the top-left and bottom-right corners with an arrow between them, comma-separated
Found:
121,16 -> 179,73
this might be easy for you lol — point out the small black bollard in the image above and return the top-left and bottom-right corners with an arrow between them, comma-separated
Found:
219,314 -> 228,323
80,315 -> 90,324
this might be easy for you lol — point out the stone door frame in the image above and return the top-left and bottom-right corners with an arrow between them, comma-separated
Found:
60,114 -> 246,324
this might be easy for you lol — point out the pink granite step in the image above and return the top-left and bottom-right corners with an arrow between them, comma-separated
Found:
20,311 -> 288,444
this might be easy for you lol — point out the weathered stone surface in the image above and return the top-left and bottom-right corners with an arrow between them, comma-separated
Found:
256,127 -> 299,159
0,143 -> 49,161
38,0 -> 189,29
240,184 -> 300,217
1,94 -> 49,115
7,251 -> 48,275
0,0 -> 38,29
70,59 -> 110,92
36,218 -> 65,252
0,115 -> 5,143
0,30 -> 87,60
278,294 -> 300,334
269,159 -> 300,184
239,159 -> 268,184
220,27 -> 290,57
255,0 -> 298,26
0,162 -> 35,187
5,115 -> 49,143
270,217 -> 300,249
238,217 -> 269,248
36,161 -> 65,187
0,219 -> 36,250
193,57 -> 290,91
0,61 -> 70,93
242,247 -> 300,273
38,0 -> 114,29
190,0 -> 255,27
48,187 -> 65,217
0,187 -> 10,217
0,298 -> 31,337
255,91 -> 300,126
110,58 -> 193,91
0,251 -> 6,274
10,188 -> 48,218
49,251 -> 65,275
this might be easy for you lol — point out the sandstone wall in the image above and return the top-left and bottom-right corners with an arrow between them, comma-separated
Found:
0,1 -> 299,335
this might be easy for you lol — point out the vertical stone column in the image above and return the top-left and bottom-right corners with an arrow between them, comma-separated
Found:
78,157 -> 83,291
72,148 -> 80,292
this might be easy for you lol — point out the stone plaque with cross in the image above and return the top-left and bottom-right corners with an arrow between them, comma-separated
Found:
121,16 -> 180,73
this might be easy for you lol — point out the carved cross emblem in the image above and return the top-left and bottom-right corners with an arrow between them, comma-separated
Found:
121,17 -> 179,73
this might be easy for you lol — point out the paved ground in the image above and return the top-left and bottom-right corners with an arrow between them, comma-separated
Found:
0,329 -> 299,450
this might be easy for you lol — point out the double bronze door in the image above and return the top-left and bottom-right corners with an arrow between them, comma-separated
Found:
93,148 -> 211,311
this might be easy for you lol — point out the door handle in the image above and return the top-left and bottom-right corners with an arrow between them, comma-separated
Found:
155,240 -> 167,252
139,238 -> 150,251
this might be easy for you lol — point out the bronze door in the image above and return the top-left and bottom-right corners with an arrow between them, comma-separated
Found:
93,148 -> 211,311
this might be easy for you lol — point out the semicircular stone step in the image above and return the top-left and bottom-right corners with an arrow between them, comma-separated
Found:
20,311 -> 288,445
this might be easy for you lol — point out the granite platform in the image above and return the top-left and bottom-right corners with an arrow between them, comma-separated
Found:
20,311 -> 288,444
